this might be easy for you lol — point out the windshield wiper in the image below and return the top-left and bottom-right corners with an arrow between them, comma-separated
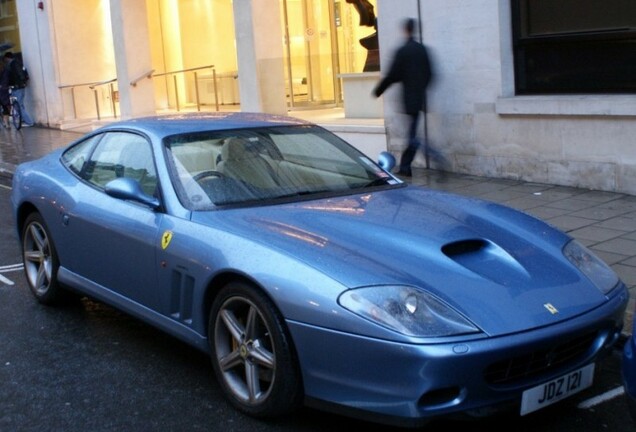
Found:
273,189 -> 329,199
362,177 -> 393,188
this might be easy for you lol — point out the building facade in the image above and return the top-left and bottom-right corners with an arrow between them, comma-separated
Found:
9,0 -> 636,194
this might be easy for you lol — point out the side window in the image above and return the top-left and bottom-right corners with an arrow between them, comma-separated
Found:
61,135 -> 102,175
84,132 -> 158,196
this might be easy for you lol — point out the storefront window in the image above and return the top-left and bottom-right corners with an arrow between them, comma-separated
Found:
512,0 -> 636,94
281,0 -> 377,108
0,0 -> 21,53
147,0 -> 239,111
336,0 -> 378,73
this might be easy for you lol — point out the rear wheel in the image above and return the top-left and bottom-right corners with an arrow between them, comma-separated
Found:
21,212 -> 63,304
11,98 -> 21,130
209,281 -> 303,417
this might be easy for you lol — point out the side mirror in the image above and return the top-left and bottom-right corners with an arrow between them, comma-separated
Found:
377,151 -> 396,172
105,177 -> 160,209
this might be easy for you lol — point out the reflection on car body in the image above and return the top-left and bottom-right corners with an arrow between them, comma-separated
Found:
10,112 -> 628,427
622,304 -> 636,423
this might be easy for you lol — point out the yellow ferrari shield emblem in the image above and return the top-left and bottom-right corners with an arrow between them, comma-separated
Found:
543,303 -> 559,315
161,231 -> 173,250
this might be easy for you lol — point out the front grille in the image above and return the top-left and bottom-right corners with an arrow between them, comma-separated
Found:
484,332 -> 597,385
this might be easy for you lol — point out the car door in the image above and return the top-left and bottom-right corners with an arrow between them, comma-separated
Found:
63,131 -> 163,310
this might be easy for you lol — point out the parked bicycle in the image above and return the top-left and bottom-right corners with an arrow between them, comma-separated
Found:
8,86 -> 21,130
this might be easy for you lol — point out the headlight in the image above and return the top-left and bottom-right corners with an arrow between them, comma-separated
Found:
563,240 -> 619,294
338,285 -> 479,337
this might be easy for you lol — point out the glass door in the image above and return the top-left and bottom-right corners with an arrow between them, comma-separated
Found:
282,0 -> 340,108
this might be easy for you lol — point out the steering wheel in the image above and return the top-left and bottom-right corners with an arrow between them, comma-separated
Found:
193,170 -> 226,182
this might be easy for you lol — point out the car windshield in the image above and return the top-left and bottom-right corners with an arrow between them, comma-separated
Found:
164,125 -> 399,209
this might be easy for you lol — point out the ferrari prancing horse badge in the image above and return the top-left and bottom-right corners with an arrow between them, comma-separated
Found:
161,230 -> 173,250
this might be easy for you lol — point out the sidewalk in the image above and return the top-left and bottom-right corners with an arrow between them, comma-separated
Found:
1,125 -> 634,332
0,125 -> 82,177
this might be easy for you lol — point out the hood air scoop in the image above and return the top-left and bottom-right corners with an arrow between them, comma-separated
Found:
442,239 -> 531,285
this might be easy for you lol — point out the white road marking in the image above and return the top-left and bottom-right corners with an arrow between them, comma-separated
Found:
0,183 -> 11,190
0,273 -> 14,285
0,263 -> 23,271
0,264 -> 23,286
577,386 -> 625,409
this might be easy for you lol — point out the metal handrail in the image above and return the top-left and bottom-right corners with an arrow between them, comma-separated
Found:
151,65 -> 217,112
130,69 -> 155,87
59,78 -> 118,120
59,78 -> 116,90
152,64 -> 214,77
59,64 -> 226,122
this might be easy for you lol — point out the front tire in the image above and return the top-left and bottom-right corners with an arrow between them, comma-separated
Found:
21,212 -> 63,304
209,281 -> 302,418
11,99 -> 21,130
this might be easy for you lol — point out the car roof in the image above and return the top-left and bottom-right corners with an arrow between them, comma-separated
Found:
96,112 -> 312,138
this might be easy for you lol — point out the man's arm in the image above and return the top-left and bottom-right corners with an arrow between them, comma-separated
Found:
373,48 -> 405,97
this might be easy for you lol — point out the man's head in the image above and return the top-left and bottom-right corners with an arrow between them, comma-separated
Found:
403,18 -> 417,38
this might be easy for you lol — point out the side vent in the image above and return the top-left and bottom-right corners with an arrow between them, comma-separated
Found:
170,270 -> 194,325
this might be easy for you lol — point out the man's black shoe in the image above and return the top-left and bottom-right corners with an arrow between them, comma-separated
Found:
396,169 -> 412,177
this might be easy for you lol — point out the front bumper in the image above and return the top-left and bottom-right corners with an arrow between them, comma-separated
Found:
288,287 -> 627,426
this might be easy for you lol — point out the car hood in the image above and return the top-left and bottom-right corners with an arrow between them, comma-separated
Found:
193,186 -> 612,336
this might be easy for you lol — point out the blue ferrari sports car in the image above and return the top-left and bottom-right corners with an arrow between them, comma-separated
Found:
11,112 -> 628,427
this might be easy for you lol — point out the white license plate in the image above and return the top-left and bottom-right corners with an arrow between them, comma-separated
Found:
520,363 -> 595,415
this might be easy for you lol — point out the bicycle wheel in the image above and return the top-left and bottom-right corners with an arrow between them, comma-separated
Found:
11,99 -> 21,130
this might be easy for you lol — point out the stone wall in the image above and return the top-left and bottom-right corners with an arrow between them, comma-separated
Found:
377,0 -> 636,194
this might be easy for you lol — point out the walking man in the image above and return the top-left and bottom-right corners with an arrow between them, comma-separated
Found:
373,18 -> 432,176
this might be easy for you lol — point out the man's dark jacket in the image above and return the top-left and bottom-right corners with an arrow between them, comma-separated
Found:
7,58 -> 28,89
374,37 -> 432,114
